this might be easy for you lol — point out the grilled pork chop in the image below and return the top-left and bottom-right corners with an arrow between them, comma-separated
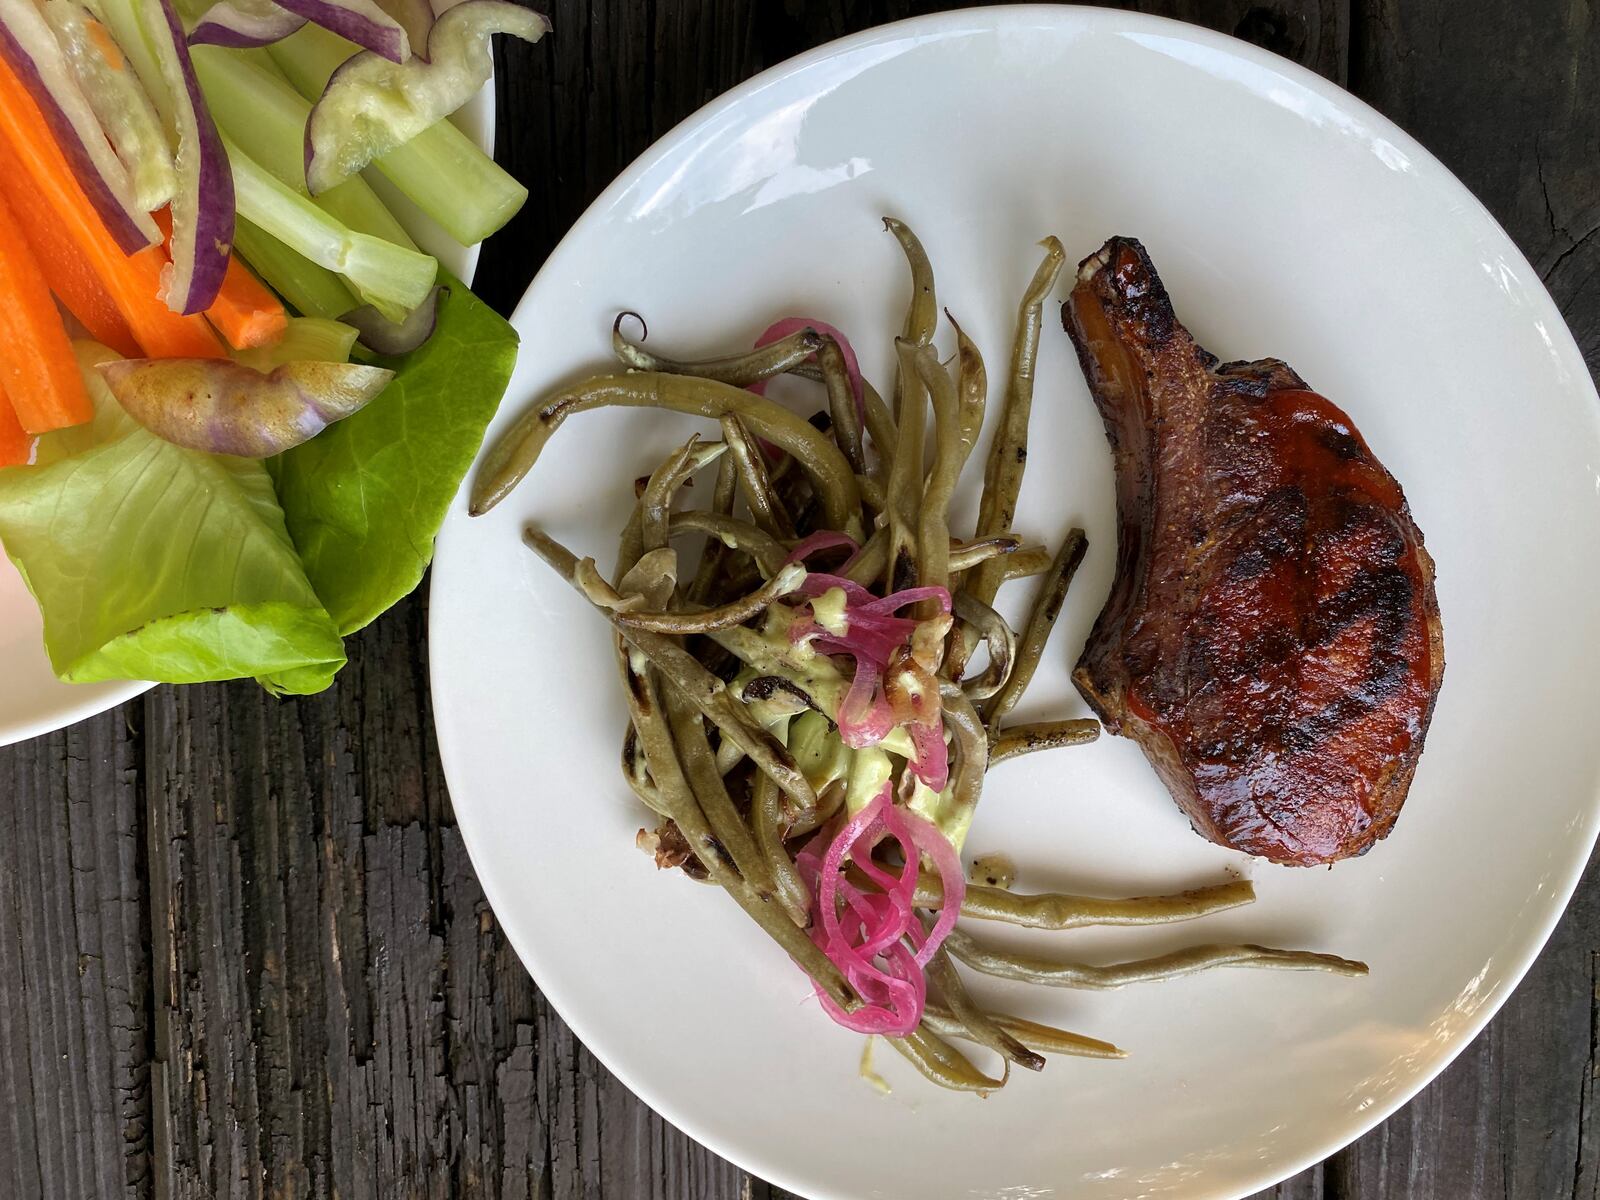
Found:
1063,238 -> 1443,866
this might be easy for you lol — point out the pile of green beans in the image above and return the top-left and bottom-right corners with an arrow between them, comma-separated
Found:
478,221 -> 1368,1095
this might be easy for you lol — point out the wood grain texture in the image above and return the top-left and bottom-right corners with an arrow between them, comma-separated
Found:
0,2 -> 1597,1199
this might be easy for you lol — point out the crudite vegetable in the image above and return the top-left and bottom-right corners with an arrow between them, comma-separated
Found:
476,221 -> 1368,1093
0,0 -> 537,692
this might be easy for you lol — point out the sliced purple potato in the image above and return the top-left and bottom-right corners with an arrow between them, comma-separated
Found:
0,0 -> 159,252
141,0 -> 233,314
96,357 -> 394,457
303,0 -> 549,195
189,0 -> 308,48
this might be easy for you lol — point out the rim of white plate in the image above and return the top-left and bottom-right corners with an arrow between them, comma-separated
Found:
430,8 -> 1600,1198
0,77 -> 495,750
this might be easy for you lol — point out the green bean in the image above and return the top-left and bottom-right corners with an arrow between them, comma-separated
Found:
920,1003 -> 1125,1060
473,373 -> 862,536
664,686 -> 776,902
687,453 -> 740,604
616,550 -> 678,609
617,642 -> 853,1007
966,237 -> 1066,605
945,930 -> 1369,989
950,591 -> 1016,701
819,336 -> 866,474
856,472 -> 887,515
720,414 -> 796,539
613,563 -> 807,635
860,378 -> 897,469
620,722 -> 669,817
939,687 -> 989,838
615,437 -> 724,585
950,313 -> 988,460
948,535 -> 1022,573
527,528 -> 820,815
670,510 -> 789,579
914,342 -> 960,605
913,876 -> 1256,931
752,772 -> 810,927
611,311 -> 825,384
841,528 -> 888,586
925,947 -> 1042,1073
998,545 -> 1052,582
884,339 -> 926,592
884,217 -> 937,345
981,529 -> 1087,728
989,719 -> 1100,764
886,1026 -> 1003,1094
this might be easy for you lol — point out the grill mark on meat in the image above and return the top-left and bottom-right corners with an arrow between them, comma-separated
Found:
1064,237 -> 1444,866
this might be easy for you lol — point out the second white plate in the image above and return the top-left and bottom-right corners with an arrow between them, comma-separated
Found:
430,9 -> 1600,1198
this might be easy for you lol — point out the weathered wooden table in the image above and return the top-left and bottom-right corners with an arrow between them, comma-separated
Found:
3,3 -> 1595,1197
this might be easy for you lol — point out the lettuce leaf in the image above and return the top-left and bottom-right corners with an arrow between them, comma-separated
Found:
0,343 -> 345,693
271,271 -> 519,633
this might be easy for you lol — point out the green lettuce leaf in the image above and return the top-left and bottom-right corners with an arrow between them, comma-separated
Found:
271,271 -> 519,634
0,343 -> 345,693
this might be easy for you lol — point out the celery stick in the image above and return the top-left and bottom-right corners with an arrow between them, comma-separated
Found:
193,47 -> 417,250
234,317 -> 358,369
233,217 -> 357,319
268,22 -> 525,245
224,132 -> 437,320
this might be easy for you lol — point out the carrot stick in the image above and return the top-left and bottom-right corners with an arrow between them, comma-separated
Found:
0,57 -> 224,360
0,175 -> 139,357
0,190 -> 92,432
0,384 -> 33,467
154,209 -> 287,350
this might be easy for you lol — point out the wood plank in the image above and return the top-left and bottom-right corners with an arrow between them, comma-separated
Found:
0,712 -> 149,1200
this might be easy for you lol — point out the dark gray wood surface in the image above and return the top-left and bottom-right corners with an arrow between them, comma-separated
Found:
2,2 -> 1595,1197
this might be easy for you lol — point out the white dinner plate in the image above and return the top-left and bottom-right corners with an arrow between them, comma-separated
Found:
0,85 -> 495,748
428,8 -> 1600,1198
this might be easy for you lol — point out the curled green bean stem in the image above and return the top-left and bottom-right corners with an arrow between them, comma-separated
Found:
966,236 -> 1067,605
613,563 -> 807,634
913,876 -> 1257,931
989,719 -> 1101,765
945,930 -> 1370,989
920,1003 -> 1125,1060
612,311 -> 824,384
981,529 -> 1088,727
473,373 -> 862,536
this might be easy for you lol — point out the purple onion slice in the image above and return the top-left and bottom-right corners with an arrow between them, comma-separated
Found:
189,0 -> 307,49
274,0 -> 409,62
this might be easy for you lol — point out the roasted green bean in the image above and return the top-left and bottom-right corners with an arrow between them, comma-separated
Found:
613,563 -> 806,634
620,722 -> 668,816
926,946 -> 1042,1073
989,719 -> 1101,765
669,510 -> 788,579
887,1025 -> 1003,1093
981,528 -> 1088,727
841,528 -> 889,586
998,545 -> 1052,582
946,930 -> 1369,989
965,237 -> 1066,605
884,218 -> 937,345
687,453 -> 740,604
752,772 -> 810,927
859,377 -> 897,467
915,342 -> 961,603
951,313 -> 988,459
616,437 -> 724,584
720,414 -> 796,539
612,311 -> 824,384
920,1004 -> 1125,1060
950,591 -> 1016,700
819,336 -> 866,474
884,338 -> 926,591
948,535 -> 1022,573
527,528 -> 820,815
473,373 -> 862,534
912,876 -> 1256,931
